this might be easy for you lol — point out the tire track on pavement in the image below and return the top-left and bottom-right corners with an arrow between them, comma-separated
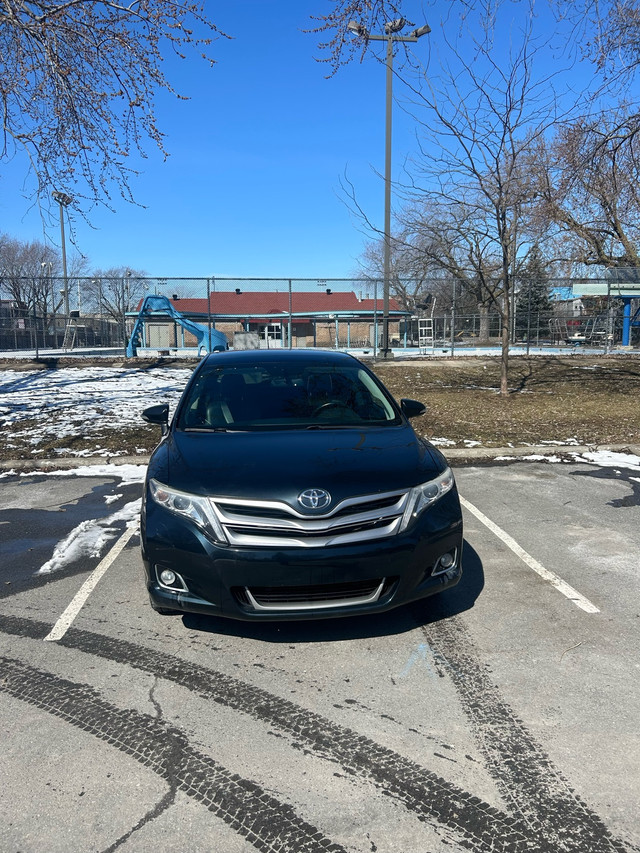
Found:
0,655 -> 347,853
1,613 -> 634,853
422,617 -> 637,852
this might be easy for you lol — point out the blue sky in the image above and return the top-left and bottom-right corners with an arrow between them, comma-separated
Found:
0,1 -> 604,280
3,1 -> 426,279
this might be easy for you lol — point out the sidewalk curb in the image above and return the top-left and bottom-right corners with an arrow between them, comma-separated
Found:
0,456 -> 148,472
442,443 -> 640,464
1,444 -> 639,474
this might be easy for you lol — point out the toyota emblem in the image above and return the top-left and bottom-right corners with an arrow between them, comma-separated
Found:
298,488 -> 332,510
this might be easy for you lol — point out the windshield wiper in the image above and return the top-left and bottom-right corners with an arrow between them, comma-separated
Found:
305,423 -> 360,430
183,426 -> 236,433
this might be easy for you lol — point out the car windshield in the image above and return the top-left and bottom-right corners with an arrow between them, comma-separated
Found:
177,361 -> 400,430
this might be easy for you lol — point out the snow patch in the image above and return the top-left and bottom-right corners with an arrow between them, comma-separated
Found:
37,499 -> 141,575
571,450 -> 640,471
0,365 -> 190,450
539,438 -> 580,446
20,463 -> 147,484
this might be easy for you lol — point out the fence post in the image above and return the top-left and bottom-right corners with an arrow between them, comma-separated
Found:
605,280 -> 611,354
526,281 -> 532,356
121,276 -> 127,357
207,277 -> 212,351
288,280 -> 293,349
33,302 -> 39,360
450,280 -> 457,357
373,280 -> 379,359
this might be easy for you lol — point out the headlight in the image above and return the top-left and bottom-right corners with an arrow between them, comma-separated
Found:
149,479 -> 227,543
399,467 -> 455,532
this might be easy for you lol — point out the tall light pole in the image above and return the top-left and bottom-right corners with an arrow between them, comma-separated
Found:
207,276 -> 213,351
52,191 -> 73,321
123,270 -> 132,357
93,278 -> 103,345
348,19 -> 430,357
40,261 -> 53,350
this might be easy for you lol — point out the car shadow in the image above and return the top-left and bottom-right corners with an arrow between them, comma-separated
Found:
181,540 -> 484,643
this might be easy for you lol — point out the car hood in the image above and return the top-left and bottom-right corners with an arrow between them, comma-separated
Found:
149,426 -> 446,506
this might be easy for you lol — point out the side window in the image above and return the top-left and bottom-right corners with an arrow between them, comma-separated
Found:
179,370 -> 223,427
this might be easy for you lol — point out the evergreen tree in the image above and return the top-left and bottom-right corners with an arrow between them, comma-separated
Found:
515,246 -> 553,339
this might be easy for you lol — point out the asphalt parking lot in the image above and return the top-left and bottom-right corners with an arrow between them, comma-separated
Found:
0,460 -> 638,853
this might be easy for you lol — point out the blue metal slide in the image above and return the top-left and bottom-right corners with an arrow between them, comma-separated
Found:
126,295 -> 228,357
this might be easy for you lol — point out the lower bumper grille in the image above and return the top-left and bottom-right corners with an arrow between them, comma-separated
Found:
234,578 -> 396,611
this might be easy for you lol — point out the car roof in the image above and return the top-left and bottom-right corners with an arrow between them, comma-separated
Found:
202,349 -> 360,367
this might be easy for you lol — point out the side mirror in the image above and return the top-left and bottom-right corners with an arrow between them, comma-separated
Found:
142,403 -> 169,436
400,398 -> 426,419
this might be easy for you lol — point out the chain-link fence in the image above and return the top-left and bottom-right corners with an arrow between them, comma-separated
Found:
0,303 -> 124,352
1,276 -> 638,353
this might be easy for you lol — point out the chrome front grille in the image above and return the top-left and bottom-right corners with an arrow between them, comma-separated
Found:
209,489 -> 410,548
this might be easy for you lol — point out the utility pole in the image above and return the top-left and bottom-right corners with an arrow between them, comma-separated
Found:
52,191 -> 73,321
347,19 -> 431,358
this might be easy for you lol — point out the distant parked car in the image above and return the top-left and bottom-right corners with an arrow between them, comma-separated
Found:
140,349 -> 463,621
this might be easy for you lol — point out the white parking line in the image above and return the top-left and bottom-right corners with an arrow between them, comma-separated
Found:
44,524 -> 138,642
459,496 -> 600,614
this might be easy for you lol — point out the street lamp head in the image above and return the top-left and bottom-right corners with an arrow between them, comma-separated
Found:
384,18 -> 406,34
52,190 -> 73,207
347,20 -> 367,37
410,23 -> 431,38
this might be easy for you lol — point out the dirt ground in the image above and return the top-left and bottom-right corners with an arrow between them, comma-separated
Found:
1,353 -> 639,459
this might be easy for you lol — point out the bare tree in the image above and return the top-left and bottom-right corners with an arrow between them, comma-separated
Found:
0,2 -> 225,210
0,232 -> 66,347
535,109 -> 640,270
400,204 -> 506,342
311,0 -> 409,73
419,23 -> 562,386
323,1 -> 566,391
0,233 -> 61,311
313,0 -> 640,80
356,232 -> 443,310
87,267 -> 148,327
547,0 -> 640,81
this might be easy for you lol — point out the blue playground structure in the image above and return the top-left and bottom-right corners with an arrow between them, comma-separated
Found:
575,280 -> 640,346
126,295 -> 228,357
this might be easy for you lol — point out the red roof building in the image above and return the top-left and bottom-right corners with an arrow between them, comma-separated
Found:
137,291 -> 408,351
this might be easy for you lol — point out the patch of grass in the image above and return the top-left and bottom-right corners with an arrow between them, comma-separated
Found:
0,424 -> 159,461
373,355 -> 640,447
1,354 -> 639,460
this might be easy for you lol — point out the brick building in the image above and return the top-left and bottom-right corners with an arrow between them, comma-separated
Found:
140,290 -> 408,350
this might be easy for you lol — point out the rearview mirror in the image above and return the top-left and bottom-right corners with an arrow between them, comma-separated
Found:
400,398 -> 426,418
142,404 -> 169,435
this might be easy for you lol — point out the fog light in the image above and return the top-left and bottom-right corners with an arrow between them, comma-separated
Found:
156,566 -> 188,592
432,549 -> 457,576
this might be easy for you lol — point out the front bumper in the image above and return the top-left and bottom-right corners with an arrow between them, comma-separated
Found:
141,491 -> 463,621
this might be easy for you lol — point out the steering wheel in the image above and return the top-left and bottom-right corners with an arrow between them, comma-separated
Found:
312,401 -> 348,416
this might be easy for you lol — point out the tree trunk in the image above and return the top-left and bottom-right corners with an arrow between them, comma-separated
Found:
478,304 -> 490,342
500,313 -> 510,395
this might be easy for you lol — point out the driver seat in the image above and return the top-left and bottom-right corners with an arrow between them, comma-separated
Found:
307,374 -> 333,410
